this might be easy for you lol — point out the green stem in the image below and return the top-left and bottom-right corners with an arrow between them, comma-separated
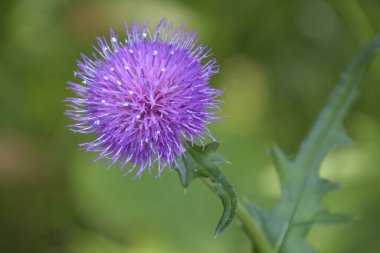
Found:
201,178 -> 273,253
236,200 -> 273,253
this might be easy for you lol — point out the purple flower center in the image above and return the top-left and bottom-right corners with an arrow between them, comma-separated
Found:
66,19 -> 221,178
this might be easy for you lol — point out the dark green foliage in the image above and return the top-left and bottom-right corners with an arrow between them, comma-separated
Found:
249,37 -> 380,253
176,142 -> 237,237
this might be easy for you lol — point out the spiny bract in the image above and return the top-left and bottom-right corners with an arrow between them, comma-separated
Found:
66,19 -> 221,178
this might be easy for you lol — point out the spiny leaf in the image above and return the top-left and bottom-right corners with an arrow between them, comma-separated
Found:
176,142 -> 237,237
249,37 -> 380,253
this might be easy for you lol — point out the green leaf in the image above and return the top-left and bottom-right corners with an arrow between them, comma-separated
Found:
249,37 -> 380,253
312,212 -> 355,225
176,142 -> 237,237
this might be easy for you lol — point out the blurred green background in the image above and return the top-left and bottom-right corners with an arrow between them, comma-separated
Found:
1,0 -> 380,252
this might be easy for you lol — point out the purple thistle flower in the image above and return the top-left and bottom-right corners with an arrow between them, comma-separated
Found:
66,19 -> 221,178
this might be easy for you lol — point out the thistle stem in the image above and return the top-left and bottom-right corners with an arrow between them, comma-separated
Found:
201,178 -> 273,253
237,200 -> 273,253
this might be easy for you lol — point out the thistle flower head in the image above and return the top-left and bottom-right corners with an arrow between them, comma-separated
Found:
66,19 -> 221,177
